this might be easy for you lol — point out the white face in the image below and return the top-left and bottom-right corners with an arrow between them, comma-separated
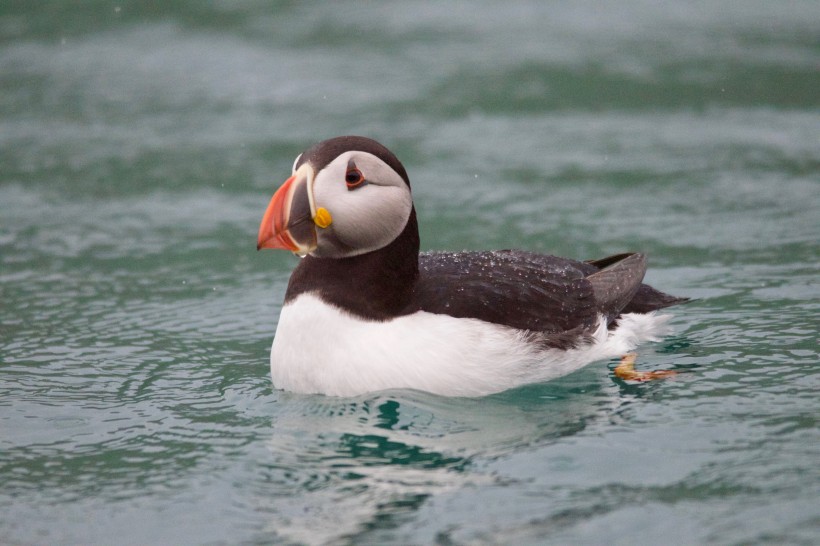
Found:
309,151 -> 413,258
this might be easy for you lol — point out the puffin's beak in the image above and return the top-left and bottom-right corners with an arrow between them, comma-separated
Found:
257,166 -> 317,256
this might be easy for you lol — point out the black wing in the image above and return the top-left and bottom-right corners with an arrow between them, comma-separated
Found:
409,250 -> 686,337
584,254 -> 690,314
410,250 -> 643,333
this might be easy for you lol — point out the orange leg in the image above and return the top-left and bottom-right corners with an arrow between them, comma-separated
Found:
614,353 -> 677,382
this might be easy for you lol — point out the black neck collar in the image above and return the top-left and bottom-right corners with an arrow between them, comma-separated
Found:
284,208 -> 420,320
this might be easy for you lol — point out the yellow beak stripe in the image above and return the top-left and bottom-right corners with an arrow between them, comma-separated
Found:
314,207 -> 332,229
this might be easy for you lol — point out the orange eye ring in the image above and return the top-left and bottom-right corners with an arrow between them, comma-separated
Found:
345,166 -> 366,190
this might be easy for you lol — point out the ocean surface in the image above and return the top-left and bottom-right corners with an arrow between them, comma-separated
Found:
1,2 -> 818,544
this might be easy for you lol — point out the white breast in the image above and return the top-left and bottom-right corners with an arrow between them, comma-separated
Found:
270,293 -> 671,397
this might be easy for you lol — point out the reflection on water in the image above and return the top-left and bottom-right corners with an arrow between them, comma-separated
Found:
256,380 -> 614,543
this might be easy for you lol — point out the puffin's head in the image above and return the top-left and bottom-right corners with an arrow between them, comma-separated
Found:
257,136 -> 413,259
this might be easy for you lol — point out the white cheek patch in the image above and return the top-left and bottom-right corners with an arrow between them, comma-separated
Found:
339,185 -> 412,250
312,152 -> 413,257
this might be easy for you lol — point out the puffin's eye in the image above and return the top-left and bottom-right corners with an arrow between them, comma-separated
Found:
345,160 -> 366,190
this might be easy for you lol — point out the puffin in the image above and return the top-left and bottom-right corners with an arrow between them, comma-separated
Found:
257,136 -> 688,397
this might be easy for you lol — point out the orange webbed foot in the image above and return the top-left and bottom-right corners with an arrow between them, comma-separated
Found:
614,353 -> 678,382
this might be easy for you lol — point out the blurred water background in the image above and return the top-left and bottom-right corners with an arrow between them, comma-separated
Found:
1,1 -> 818,544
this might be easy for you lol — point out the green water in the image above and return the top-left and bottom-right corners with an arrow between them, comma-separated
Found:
2,2 -> 819,545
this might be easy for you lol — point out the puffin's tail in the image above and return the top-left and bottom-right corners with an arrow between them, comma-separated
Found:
622,284 -> 690,314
